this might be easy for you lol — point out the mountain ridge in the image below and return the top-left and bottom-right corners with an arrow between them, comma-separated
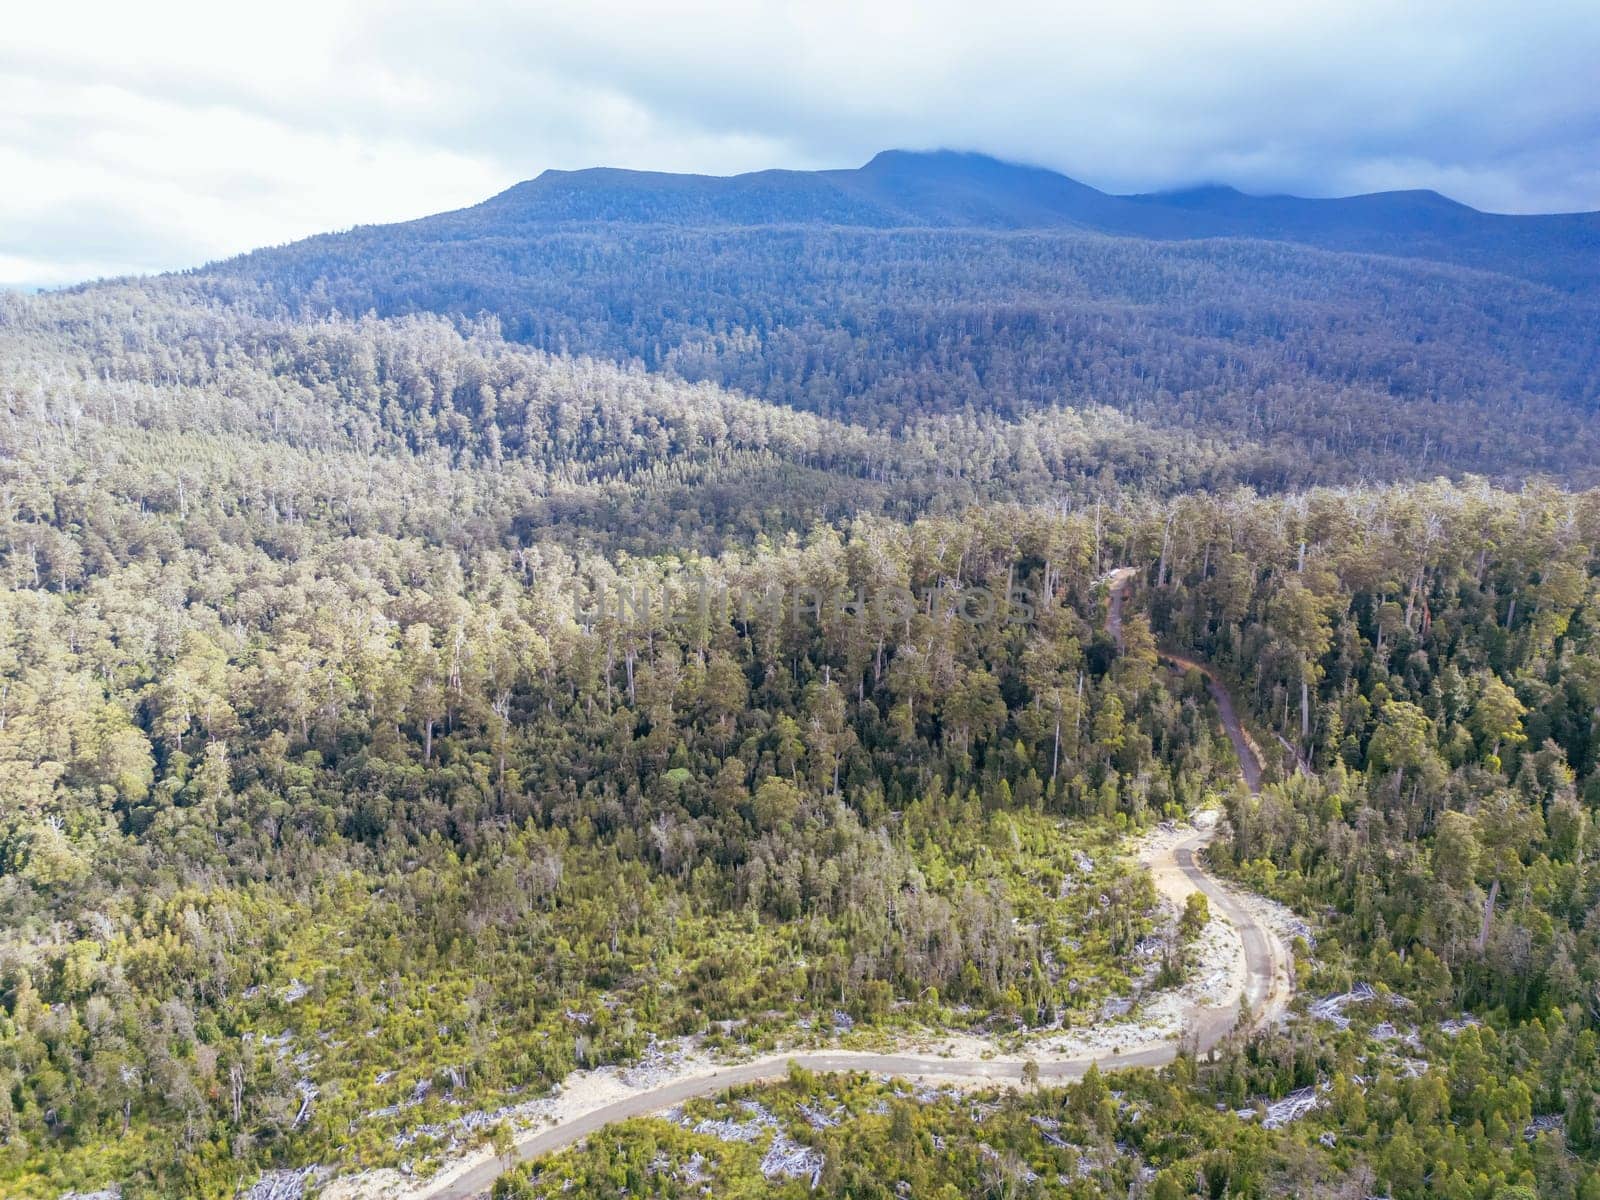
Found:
185,148 -> 1600,296
175,144 -> 1600,484
499,148 -> 1577,221
446,148 -> 1600,289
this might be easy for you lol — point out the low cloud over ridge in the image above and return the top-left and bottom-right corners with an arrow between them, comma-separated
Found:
6,0 -> 1599,286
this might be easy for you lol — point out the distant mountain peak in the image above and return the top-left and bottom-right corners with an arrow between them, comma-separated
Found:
863,148 -> 1011,169
344,148 -> 1600,291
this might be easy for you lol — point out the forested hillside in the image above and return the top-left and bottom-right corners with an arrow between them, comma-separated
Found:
185,151 -> 1600,485
3,153 -> 1600,1199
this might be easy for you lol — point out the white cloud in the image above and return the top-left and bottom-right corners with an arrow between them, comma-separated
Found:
0,67 -> 507,286
5,0 -> 1599,285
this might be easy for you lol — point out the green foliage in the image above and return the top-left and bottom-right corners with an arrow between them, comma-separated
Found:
0,262 -> 1596,1197
494,1062 -> 1600,1200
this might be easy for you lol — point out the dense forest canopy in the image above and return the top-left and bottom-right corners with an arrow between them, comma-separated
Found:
3,152 -> 1600,1198
183,151 -> 1600,487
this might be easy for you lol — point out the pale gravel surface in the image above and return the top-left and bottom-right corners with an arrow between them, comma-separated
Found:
321,813 -> 1296,1200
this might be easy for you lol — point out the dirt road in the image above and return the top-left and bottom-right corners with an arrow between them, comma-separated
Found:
414,568 -> 1288,1199
1159,649 -> 1263,794
1105,565 -> 1140,646
424,821 -> 1290,1198
1105,567 -> 1263,795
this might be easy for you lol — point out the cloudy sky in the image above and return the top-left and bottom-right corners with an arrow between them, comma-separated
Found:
7,0 -> 1600,287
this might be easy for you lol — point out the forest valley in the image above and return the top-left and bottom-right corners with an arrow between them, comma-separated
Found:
0,262 -> 1596,1200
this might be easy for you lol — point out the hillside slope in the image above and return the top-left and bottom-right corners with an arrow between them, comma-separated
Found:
181,152 -> 1600,483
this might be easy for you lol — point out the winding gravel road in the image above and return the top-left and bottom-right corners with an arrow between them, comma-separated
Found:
420,567 -> 1289,1199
